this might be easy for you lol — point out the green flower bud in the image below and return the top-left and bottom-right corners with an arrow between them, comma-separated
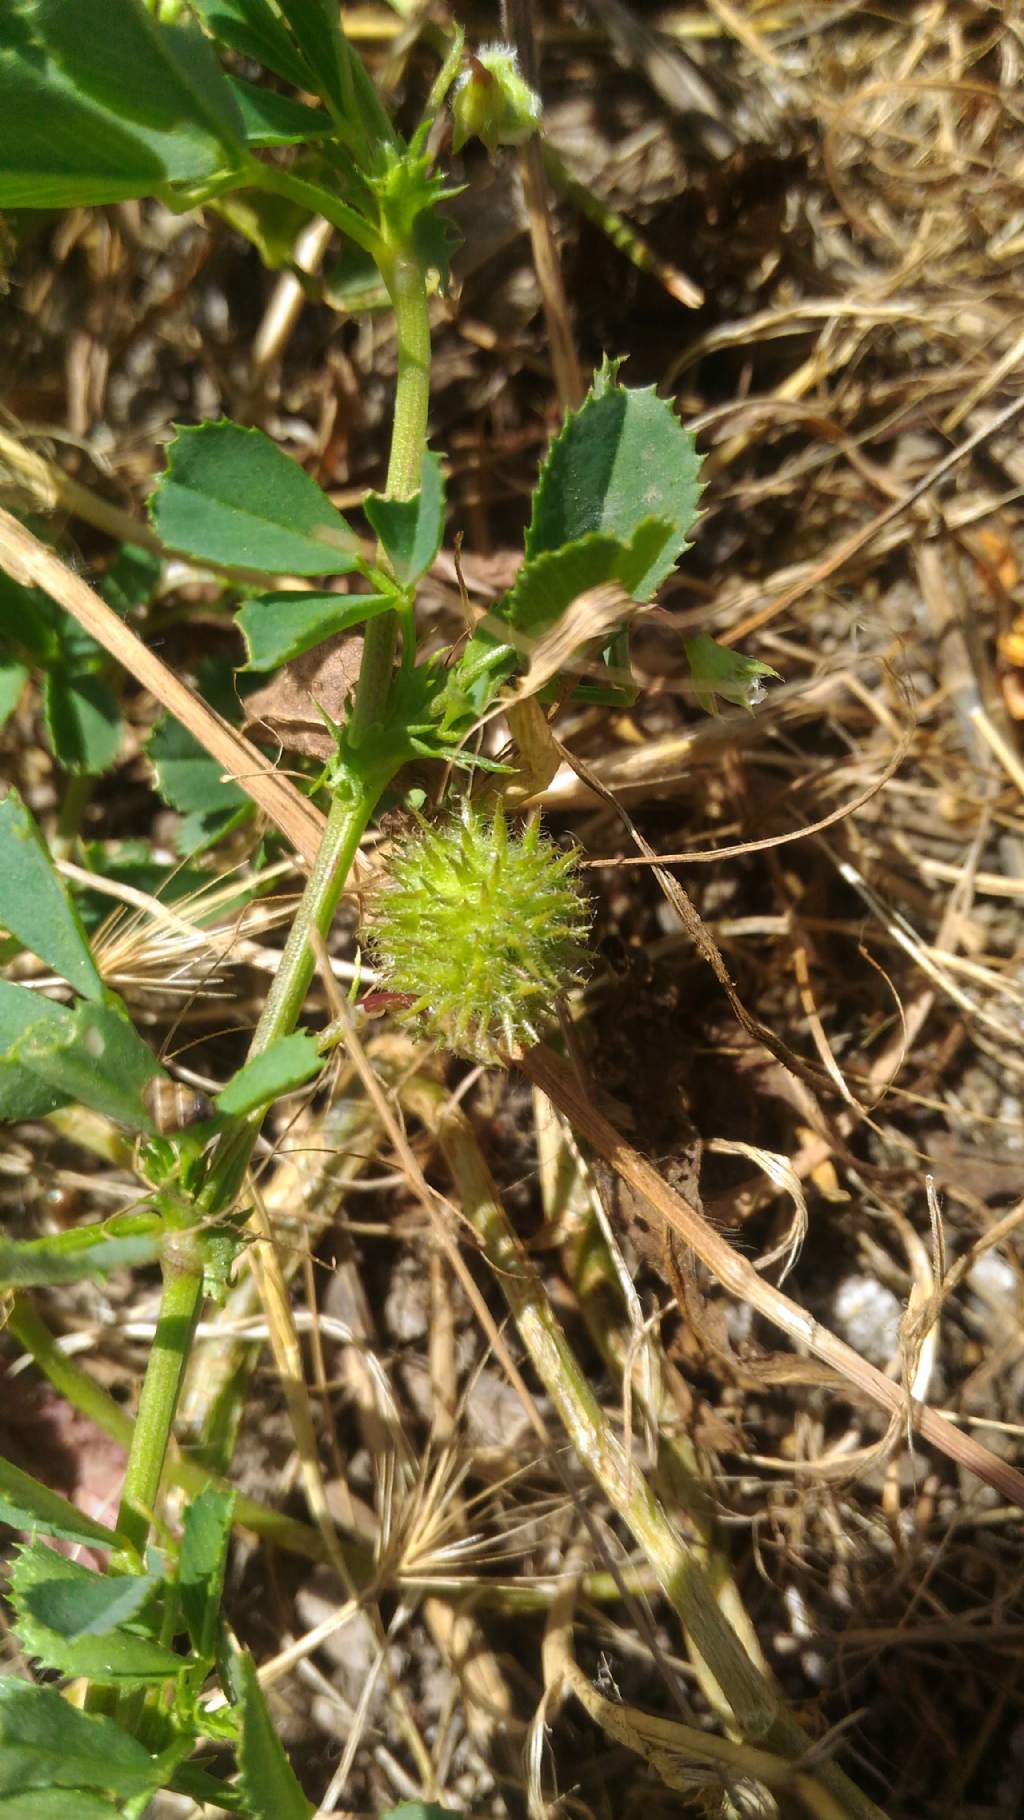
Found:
683,632 -> 781,715
368,801 -> 591,1064
451,44 -> 543,155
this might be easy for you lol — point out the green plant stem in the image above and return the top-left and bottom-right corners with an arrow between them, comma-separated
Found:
54,771 -> 95,856
6,1291 -> 642,1610
209,246 -> 431,1124
349,246 -> 431,746
6,1292 -> 330,1561
113,1263 -> 204,1560
245,160 -> 382,261
380,248 -> 432,501
198,777 -> 386,1215
253,786 -> 379,1057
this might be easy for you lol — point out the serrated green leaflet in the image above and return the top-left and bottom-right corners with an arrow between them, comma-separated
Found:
525,367 -> 703,601
237,589 -> 395,671
364,451 -> 446,585
98,543 -> 161,615
275,0 -> 346,114
42,670 -> 122,775
217,1031 -> 321,1116
500,526 -> 670,637
179,1488 -> 235,1661
229,1648 -> 314,1818
0,1681 -> 159,1798
20,1564 -> 160,1641
0,1230 -> 160,1288
9,1546 -> 183,1683
0,573 -> 56,666
148,716 -> 247,817
443,523 -> 675,721
0,1456 -> 123,1549
150,421 -> 364,576
0,792 -> 104,1001
147,707 -> 252,854
11,1000 -> 163,1132
32,0 -> 244,150
148,716 -> 249,820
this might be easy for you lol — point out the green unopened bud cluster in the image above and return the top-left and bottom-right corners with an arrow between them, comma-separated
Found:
451,44 -> 543,154
368,801 -> 591,1063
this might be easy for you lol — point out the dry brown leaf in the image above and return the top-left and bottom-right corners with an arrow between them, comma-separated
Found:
244,635 -> 364,760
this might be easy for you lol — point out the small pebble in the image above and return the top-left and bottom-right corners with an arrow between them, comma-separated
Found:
832,1273 -> 902,1365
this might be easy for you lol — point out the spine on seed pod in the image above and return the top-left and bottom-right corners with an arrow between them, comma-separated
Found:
366,799 -> 592,1064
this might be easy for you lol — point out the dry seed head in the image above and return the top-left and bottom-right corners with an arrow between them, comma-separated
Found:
368,801 -> 591,1064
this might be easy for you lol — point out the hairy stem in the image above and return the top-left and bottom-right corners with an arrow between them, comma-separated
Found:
246,161 -> 382,261
348,247 -> 431,747
381,249 -> 432,502
6,1293 -> 331,1561
198,777 -> 387,1217
113,1263 -> 204,1560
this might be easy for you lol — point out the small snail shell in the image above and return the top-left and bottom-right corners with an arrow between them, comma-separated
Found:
143,1078 -> 215,1135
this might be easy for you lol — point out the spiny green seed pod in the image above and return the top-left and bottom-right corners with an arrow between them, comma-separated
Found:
451,44 -> 543,155
368,801 -> 591,1064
